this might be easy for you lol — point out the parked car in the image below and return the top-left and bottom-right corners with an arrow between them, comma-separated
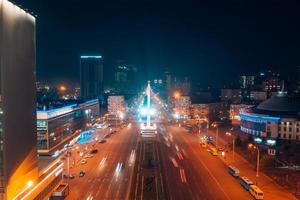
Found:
79,171 -> 85,177
99,139 -> 107,143
63,174 -> 74,179
80,159 -> 87,164
85,154 -> 93,158
90,149 -> 98,154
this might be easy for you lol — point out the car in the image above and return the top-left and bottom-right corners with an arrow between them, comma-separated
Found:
90,149 -> 98,154
85,154 -> 93,158
201,143 -> 207,148
99,139 -> 107,144
80,159 -> 87,164
63,174 -> 75,179
104,134 -> 110,139
217,147 -> 224,152
79,171 -> 85,177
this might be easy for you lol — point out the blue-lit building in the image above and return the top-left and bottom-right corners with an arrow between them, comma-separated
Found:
37,99 -> 99,155
240,93 -> 300,141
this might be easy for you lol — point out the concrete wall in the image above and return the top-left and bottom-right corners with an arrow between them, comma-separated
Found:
0,0 -> 38,199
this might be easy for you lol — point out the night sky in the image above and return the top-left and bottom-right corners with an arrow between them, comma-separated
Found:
15,0 -> 300,88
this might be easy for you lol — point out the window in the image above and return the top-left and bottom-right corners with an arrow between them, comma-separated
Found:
278,133 -> 281,138
284,122 -> 287,125
289,127 -> 292,132
267,121 -> 271,124
284,127 -> 287,131
297,128 -> 299,133
283,134 -> 286,138
289,134 -> 292,139
278,127 -> 281,131
296,135 -> 299,140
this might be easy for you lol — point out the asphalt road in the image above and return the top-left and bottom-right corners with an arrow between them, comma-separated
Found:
63,122 -> 286,200
158,124 -> 252,200
66,124 -> 139,200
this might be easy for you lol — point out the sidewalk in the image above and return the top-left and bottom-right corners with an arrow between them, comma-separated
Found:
204,129 -> 297,200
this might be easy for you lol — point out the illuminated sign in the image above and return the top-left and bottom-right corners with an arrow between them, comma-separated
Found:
80,55 -> 102,59
240,113 -> 280,123
37,104 -> 77,120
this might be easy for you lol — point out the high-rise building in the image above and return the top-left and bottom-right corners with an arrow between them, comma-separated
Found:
257,70 -> 283,93
114,61 -> 139,96
240,75 -> 255,89
80,55 -> 103,101
0,1 -> 38,199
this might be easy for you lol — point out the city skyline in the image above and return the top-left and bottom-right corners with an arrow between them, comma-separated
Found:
15,0 -> 300,87
2,0 -> 300,199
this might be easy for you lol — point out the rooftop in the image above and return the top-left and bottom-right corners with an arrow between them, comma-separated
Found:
253,93 -> 300,117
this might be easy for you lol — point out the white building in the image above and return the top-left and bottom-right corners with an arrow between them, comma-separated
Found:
107,96 -> 125,117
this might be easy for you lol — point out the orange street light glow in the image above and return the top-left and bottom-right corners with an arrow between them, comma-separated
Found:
18,163 -> 64,200
225,132 -> 232,136
173,92 -> 180,99
59,85 -> 67,92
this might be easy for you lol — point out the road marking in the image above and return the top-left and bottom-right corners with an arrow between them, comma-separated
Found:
98,157 -> 107,169
179,168 -> 187,183
194,145 -> 232,199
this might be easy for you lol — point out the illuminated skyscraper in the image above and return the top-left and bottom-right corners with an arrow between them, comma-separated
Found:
0,0 -> 38,199
80,55 -> 103,101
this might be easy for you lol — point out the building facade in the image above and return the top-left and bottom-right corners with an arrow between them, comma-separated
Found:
240,75 -> 255,89
250,91 -> 267,102
221,89 -> 242,104
240,93 -> 300,143
80,55 -> 103,101
37,99 -> 99,156
229,104 -> 254,124
173,96 -> 191,119
107,96 -> 125,116
114,61 -> 139,96
191,102 -> 228,122
0,1 -> 38,199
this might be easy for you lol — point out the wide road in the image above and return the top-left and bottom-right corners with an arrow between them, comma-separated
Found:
66,123 -> 139,200
159,123 -> 252,200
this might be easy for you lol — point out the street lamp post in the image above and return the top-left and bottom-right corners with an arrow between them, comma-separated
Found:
256,146 -> 260,185
212,122 -> 218,150
225,131 -> 235,163
248,143 -> 260,185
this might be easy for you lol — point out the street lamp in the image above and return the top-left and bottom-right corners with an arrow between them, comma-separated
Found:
173,91 -> 180,99
212,122 -> 219,150
225,131 -> 235,163
248,143 -> 260,185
